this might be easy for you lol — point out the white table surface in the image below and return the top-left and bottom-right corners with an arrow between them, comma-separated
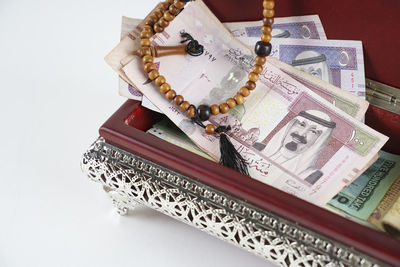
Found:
0,0 -> 276,266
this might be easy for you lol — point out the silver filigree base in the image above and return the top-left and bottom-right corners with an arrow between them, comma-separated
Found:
81,137 -> 385,267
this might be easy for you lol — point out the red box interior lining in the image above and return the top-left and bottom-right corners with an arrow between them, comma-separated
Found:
100,100 -> 400,266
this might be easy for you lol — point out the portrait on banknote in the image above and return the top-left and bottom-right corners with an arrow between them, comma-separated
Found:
253,109 -> 336,184
291,51 -> 333,84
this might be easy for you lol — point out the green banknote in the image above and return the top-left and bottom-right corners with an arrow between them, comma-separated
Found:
329,151 -> 400,220
147,119 -> 215,161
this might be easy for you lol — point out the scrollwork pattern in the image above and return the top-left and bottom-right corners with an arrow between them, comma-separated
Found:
81,138 -> 384,267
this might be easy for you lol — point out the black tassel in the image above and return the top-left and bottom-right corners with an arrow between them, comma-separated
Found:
188,105 -> 248,175
216,126 -> 249,175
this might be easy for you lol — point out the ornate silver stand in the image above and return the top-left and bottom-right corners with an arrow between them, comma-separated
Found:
81,138 -> 385,267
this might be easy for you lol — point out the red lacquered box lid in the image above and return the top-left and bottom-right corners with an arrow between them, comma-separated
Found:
100,1 -> 400,266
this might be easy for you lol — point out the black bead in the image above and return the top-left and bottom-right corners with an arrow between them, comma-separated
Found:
254,41 -> 272,57
197,104 -> 211,121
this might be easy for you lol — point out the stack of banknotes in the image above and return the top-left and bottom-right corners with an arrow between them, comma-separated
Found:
105,1 -> 399,237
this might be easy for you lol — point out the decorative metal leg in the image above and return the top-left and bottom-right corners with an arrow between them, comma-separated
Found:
103,186 -> 139,215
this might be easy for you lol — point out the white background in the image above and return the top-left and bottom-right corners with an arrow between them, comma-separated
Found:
0,0 -> 275,266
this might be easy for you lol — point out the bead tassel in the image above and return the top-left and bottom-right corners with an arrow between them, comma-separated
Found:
216,126 -> 249,176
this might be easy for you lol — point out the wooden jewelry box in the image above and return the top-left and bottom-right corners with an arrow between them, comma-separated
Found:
81,0 -> 400,266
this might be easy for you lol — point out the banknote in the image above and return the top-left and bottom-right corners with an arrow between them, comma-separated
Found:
118,15 -> 327,101
141,55 -> 369,120
119,17 -> 143,100
328,151 -> 400,220
105,4 -> 163,86
147,119 -> 215,161
120,17 -> 141,40
266,57 -> 368,121
368,177 -> 400,234
268,38 -> 366,98
380,195 -> 400,238
121,0 -> 388,206
225,15 -> 327,47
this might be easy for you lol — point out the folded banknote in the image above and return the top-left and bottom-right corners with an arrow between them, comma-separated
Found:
225,15 -> 327,45
118,15 -> 328,102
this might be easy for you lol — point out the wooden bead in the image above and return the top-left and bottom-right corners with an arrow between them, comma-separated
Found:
187,106 -> 195,118
169,4 -> 180,15
219,103 -> 230,114
144,19 -> 154,26
255,41 -> 272,57
261,33 -> 271,43
174,95 -> 184,105
263,17 -> 274,26
165,89 -> 176,100
211,104 -> 220,115
163,11 -> 175,21
245,80 -> 257,90
142,25 -> 153,32
158,18 -> 169,28
148,69 -> 159,80
142,55 -> 154,64
155,75 -> 166,86
149,14 -> 158,24
234,94 -> 245,105
144,63 -> 155,73
263,0 -> 275,9
140,38 -> 151,47
254,56 -> 267,65
173,0 -> 185,9
261,26 -> 272,34
140,30 -> 152,39
226,98 -> 236,109
154,24 -> 164,33
239,87 -> 250,97
154,9 -> 163,19
159,83 -> 171,93
263,9 -> 275,18
205,124 -> 216,135
180,101 -> 190,111
248,72 -> 259,82
252,64 -> 263,74
198,105 -> 211,121
140,47 -> 152,57
160,2 -> 170,9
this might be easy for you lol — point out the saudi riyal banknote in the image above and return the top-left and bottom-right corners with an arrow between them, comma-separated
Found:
117,15 -> 328,102
105,4 -> 164,86
225,15 -> 327,46
266,57 -> 368,121
119,17 -> 143,101
269,38 -> 366,98
328,151 -> 400,220
121,0 -> 388,206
